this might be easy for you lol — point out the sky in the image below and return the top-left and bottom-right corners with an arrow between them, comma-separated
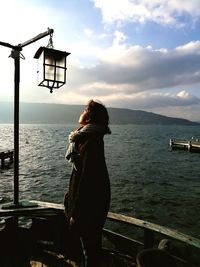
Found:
1,0 -> 200,121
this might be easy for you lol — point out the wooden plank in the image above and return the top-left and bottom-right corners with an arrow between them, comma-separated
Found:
107,212 -> 200,249
29,200 -> 64,210
103,228 -> 142,257
1,200 -> 199,250
0,201 -> 63,217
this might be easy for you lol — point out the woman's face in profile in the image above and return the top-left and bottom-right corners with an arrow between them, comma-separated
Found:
79,110 -> 88,125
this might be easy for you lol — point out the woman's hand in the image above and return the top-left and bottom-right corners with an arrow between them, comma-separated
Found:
68,132 -> 76,143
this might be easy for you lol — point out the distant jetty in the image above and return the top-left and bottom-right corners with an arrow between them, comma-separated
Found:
0,149 -> 13,168
170,139 -> 200,152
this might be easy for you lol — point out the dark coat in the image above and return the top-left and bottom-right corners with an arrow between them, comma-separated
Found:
65,132 -> 110,228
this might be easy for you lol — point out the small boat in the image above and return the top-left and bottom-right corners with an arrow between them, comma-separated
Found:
0,200 -> 199,266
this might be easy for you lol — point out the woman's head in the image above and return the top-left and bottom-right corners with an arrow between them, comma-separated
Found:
79,100 -> 109,127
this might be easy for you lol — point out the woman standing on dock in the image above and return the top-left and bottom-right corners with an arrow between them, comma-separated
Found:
64,100 -> 111,267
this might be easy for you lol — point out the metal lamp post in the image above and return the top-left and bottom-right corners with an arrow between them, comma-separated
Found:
0,28 -> 70,208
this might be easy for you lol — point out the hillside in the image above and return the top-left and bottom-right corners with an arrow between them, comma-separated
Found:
0,102 -> 198,125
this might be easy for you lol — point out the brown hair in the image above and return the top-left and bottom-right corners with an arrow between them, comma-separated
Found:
84,100 -> 109,127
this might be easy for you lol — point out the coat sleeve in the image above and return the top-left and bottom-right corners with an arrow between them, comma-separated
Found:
71,144 -> 90,219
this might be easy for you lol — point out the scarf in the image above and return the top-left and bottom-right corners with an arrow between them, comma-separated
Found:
65,123 -> 111,169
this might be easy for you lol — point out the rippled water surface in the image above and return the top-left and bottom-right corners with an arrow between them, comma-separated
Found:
0,124 -> 200,238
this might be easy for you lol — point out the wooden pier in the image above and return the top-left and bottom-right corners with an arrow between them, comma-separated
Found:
0,149 -> 14,168
170,139 -> 200,152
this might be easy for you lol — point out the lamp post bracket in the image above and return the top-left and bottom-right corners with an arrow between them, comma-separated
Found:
19,28 -> 54,48
0,41 -> 21,50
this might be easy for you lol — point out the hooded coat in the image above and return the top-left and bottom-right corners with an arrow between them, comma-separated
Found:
64,130 -> 111,229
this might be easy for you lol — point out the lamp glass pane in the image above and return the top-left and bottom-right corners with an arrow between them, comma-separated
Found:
45,54 -> 55,65
56,67 -> 65,82
56,57 -> 65,67
45,65 -> 55,80
44,53 -> 55,80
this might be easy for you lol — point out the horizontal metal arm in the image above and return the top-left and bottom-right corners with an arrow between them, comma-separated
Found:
0,41 -> 18,50
0,28 -> 54,51
19,28 -> 54,48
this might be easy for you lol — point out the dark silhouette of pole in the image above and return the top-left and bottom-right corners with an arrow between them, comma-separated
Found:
13,51 -> 20,206
0,29 -> 54,207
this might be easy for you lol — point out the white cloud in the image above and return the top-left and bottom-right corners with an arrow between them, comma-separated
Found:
84,28 -> 94,37
57,38 -> 200,120
177,90 -> 190,98
0,1 -> 52,45
70,40 -> 200,94
113,31 -> 127,45
148,105 -> 200,121
1,0 -> 200,121
175,41 -> 200,54
92,0 -> 200,27
97,90 -> 200,110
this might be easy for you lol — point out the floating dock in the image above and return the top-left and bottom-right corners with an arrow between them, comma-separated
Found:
170,139 -> 200,152
0,149 -> 14,168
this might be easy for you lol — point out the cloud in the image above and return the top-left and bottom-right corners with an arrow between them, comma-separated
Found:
141,90 -> 200,108
58,37 -> 200,119
148,105 -> 200,122
92,0 -> 200,27
94,90 -> 200,110
84,28 -> 94,37
54,89 -> 199,120
68,40 -> 200,96
0,1 -> 52,45
113,31 -> 127,45
1,0 -> 199,122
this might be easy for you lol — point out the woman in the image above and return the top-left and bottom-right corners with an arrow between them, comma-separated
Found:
64,100 -> 111,267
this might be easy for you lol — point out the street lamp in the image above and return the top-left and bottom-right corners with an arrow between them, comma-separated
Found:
34,47 -> 70,93
0,28 -> 70,208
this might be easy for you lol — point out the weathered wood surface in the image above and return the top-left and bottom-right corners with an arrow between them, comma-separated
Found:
0,200 -> 63,217
170,139 -> 200,151
1,200 -> 199,249
0,200 -> 199,266
107,212 -> 200,249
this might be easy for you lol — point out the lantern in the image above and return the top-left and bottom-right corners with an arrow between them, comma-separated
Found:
34,47 -> 70,93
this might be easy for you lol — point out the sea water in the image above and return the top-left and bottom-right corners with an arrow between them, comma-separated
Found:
0,124 -> 200,238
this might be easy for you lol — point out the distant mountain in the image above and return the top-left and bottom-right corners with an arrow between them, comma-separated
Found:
0,102 -> 198,125
109,108 -> 199,125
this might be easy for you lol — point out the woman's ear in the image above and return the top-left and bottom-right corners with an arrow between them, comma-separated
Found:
84,114 -> 91,123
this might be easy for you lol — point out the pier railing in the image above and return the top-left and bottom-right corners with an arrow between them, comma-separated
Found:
1,200 -> 199,249
0,200 -> 199,266
170,139 -> 200,152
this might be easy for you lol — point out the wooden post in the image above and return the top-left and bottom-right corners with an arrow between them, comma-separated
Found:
188,141 -> 191,152
9,152 -> 13,163
170,139 -> 174,149
1,157 -> 5,168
